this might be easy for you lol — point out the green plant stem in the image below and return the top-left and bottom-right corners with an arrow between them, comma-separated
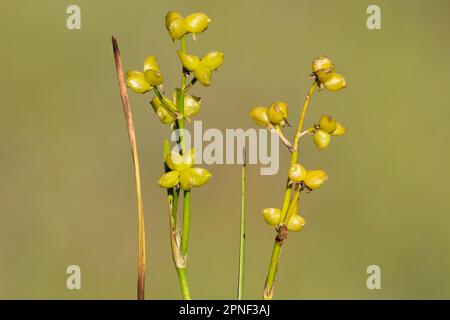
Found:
237,147 -> 247,300
164,140 -> 191,300
263,83 -> 317,300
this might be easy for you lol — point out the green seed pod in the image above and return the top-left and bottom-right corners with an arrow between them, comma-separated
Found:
184,95 -> 201,117
179,168 -> 194,190
143,56 -> 160,72
324,73 -> 347,92
168,17 -> 187,40
190,167 -> 212,187
158,171 -> 180,188
262,208 -> 281,226
319,115 -> 337,133
287,215 -> 305,232
194,64 -> 212,86
313,130 -> 331,150
201,51 -> 224,71
144,69 -> 164,86
125,71 -> 151,94
304,170 -> 328,190
267,102 -> 288,125
312,56 -> 335,83
332,122 -> 346,136
166,148 -> 195,172
249,107 -> 269,127
165,11 -> 183,30
151,96 -> 174,124
185,12 -> 211,34
177,51 -> 200,72
288,163 -> 308,182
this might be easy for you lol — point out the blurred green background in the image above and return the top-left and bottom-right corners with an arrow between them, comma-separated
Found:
1,0 -> 450,299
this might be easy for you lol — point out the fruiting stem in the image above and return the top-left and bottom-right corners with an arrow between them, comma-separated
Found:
112,37 -> 147,300
237,147 -> 247,300
262,83 -> 317,300
164,140 -> 191,300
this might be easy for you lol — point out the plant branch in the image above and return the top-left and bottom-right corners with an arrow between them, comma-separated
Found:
262,82 -> 317,300
112,36 -> 147,300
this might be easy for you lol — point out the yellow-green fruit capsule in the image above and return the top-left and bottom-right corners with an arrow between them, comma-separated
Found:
262,208 -> 281,226
319,115 -> 337,133
332,122 -> 346,136
201,51 -> 224,71
179,168 -> 194,190
143,56 -> 160,72
125,71 -> 151,94
158,171 -> 180,188
324,73 -> 347,92
177,51 -> 200,72
156,107 -> 174,124
194,64 -> 212,86
185,12 -> 211,34
312,56 -> 335,83
144,69 -> 164,86
313,130 -> 331,150
184,95 -> 201,117
190,167 -> 212,187
288,163 -> 308,182
249,107 -> 269,127
165,11 -> 183,30
267,102 -> 288,125
166,148 -> 195,172
168,17 -> 187,40
287,215 -> 305,232
304,170 -> 328,190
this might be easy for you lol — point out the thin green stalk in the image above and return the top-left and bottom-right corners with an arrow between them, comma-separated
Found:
263,83 -> 317,300
237,147 -> 247,300
163,140 -> 191,300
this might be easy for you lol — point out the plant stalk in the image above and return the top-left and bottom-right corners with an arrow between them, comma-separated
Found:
112,36 -> 147,300
263,83 -> 317,300
237,146 -> 247,300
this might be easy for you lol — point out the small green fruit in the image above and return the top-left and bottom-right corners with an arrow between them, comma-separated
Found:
179,168 -> 194,190
288,163 -> 308,182
267,102 -> 288,125
313,130 -> 331,150
144,69 -> 164,86
165,11 -> 183,30
177,51 -> 200,72
304,170 -> 328,190
166,148 -> 195,172
332,122 -> 347,136
168,17 -> 187,40
262,208 -> 281,226
184,95 -> 201,117
185,12 -> 211,34
324,73 -> 347,92
194,64 -> 212,86
319,115 -> 337,133
312,56 -> 335,83
249,107 -> 269,127
287,215 -> 305,232
190,167 -> 212,187
158,171 -> 180,188
201,51 -> 224,71
143,56 -> 160,72
125,71 -> 151,94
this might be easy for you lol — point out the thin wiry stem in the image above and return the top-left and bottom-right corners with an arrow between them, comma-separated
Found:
237,146 -> 247,300
112,36 -> 147,300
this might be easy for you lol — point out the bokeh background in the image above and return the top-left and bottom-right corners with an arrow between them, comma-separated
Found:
1,0 -> 450,299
